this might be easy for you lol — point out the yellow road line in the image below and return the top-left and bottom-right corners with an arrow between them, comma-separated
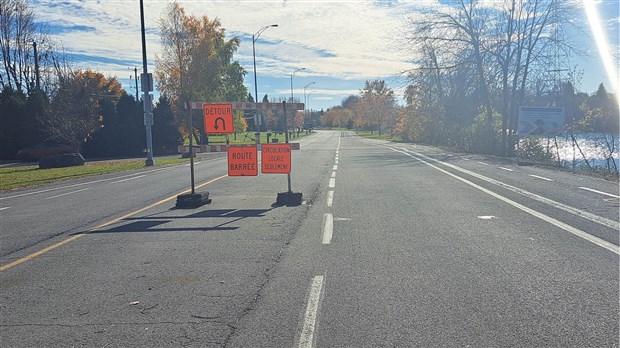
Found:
0,175 -> 228,272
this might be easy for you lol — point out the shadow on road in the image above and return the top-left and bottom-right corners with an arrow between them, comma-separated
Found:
84,208 -> 273,234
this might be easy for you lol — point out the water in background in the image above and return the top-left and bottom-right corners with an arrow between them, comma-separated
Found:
546,133 -> 619,170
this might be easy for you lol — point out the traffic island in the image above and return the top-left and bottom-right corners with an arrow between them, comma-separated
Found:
276,191 -> 303,207
176,191 -> 211,208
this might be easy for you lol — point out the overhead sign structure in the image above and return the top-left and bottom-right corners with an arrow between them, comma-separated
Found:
228,145 -> 258,176
204,103 -> 234,134
261,144 -> 291,174
518,106 -> 565,137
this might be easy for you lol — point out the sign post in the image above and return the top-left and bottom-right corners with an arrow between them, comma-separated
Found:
261,102 -> 302,206
176,102 -> 212,208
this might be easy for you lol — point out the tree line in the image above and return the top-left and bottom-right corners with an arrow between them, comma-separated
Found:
318,0 -> 618,174
0,1 -> 249,160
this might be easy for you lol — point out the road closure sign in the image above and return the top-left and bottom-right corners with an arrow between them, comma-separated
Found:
228,145 -> 258,176
261,144 -> 291,174
204,103 -> 234,134
518,106 -> 565,137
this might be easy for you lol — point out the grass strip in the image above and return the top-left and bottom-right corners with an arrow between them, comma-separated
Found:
0,158 -> 188,191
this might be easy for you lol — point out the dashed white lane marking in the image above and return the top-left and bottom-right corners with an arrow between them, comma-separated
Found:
530,174 -> 553,182
298,275 -> 325,348
579,187 -> 619,198
113,174 -> 147,183
46,188 -> 91,200
477,161 -> 489,166
478,215 -> 496,220
331,172 -> 336,178
462,158 -> 471,161
392,147 -> 618,230
389,147 -> 619,255
322,213 -> 333,244
0,207 -> 10,211
329,178 -> 336,188
327,191 -> 334,207
499,167 -> 514,172
333,165 -> 338,171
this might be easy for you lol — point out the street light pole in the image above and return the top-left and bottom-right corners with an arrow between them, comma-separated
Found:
252,24 -> 278,136
290,67 -> 305,101
303,81 -> 315,119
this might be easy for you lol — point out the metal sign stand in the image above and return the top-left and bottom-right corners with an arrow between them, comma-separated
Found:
276,101 -> 303,206
176,103 -> 211,208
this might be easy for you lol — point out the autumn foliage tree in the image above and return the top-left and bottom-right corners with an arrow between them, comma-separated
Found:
41,69 -> 123,152
156,3 -> 247,141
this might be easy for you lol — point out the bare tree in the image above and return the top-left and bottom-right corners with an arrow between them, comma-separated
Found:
0,0 -> 70,95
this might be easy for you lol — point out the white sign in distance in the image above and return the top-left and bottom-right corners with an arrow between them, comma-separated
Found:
518,106 -> 565,137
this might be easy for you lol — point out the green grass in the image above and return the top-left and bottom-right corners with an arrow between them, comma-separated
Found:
0,157 -> 188,191
354,130 -> 402,141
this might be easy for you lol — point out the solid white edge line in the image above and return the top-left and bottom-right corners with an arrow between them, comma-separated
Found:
327,191 -> 334,207
46,187 -> 91,200
579,186 -> 620,198
530,174 -> 554,182
298,275 -> 325,348
389,147 -> 619,255
329,178 -> 336,188
322,213 -> 333,244
112,174 -> 147,183
395,147 -> 618,230
499,167 -> 514,172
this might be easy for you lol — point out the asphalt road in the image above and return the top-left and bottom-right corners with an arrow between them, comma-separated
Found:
1,130 -> 618,347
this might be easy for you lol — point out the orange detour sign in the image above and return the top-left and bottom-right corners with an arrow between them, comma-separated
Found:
204,103 -> 234,134
261,144 -> 291,174
228,145 -> 258,176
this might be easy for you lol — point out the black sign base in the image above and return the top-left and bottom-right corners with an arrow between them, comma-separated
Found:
176,191 -> 211,208
276,192 -> 303,207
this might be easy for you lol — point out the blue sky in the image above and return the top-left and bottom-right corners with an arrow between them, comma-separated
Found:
32,0 -> 619,111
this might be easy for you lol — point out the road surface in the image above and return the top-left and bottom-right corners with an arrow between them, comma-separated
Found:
1,130 -> 618,347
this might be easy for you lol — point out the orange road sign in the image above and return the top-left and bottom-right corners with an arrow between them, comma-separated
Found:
261,144 -> 291,174
228,145 -> 258,176
204,103 -> 234,134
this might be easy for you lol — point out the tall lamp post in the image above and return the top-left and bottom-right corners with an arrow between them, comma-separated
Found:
303,81 -> 315,118
290,67 -> 305,101
252,24 -> 278,135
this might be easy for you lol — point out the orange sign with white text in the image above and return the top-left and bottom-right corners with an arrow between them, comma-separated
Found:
228,145 -> 258,176
204,103 -> 234,134
261,144 -> 291,174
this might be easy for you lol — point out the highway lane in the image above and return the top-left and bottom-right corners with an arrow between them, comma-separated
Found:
229,131 -> 619,347
0,154 -> 228,258
1,130 -> 618,347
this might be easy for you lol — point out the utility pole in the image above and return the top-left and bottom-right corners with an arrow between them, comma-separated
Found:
139,0 -> 154,166
134,67 -> 139,102
32,41 -> 40,91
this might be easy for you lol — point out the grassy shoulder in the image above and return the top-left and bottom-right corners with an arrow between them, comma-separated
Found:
0,157 -> 188,191
354,130 -> 402,142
